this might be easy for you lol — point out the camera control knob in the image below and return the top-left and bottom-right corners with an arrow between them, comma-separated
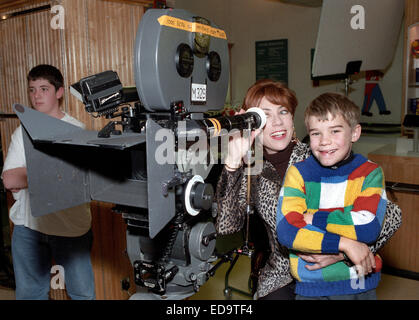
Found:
184,175 -> 214,216
191,182 -> 214,211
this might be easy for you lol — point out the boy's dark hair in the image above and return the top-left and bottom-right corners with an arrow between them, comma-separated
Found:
27,64 -> 64,91
304,92 -> 360,129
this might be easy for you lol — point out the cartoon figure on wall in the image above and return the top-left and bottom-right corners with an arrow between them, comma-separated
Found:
361,70 -> 391,116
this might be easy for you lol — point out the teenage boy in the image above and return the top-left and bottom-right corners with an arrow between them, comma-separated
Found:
1,64 -> 95,300
276,92 -> 387,300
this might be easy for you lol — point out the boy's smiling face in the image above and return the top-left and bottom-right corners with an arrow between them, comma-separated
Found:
308,112 -> 361,167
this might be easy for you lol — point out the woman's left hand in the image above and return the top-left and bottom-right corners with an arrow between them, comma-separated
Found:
297,253 -> 344,270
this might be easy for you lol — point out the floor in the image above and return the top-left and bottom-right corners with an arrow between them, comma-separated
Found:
1,254 -> 417,300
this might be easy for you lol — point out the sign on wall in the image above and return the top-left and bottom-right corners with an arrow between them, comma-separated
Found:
255,39 -> 288,84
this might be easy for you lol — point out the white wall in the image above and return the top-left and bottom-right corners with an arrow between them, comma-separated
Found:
175,0 -> 403,140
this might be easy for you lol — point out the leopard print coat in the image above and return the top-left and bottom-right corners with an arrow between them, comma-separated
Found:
215,141 -> 402,299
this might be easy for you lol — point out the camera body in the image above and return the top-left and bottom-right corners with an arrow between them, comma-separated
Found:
13,9 -> 259,299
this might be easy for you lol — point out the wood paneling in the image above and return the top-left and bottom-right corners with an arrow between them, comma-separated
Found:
377,190 -> 419,273
0,0 -> 151,13
367,153 -> 419,185
369,149 -> 419,274
0,0 -> 47,12
0,0 -> 146,299
405,0 -> 419,27
102,0 -> 152,5
0,1 -> 61,160
90,201 -> 135,300
61,0 -> 145,130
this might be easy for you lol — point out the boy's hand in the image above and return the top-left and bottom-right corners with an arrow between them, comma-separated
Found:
339,237 -> 375,276
303,213 -> 313,224
2,167 -> 28,191
297,253 -> 344,270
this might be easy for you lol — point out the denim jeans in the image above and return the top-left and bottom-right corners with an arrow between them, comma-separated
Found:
11,225 -> 95,300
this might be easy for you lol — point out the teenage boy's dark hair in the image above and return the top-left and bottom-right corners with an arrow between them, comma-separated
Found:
27,64 -> 64,91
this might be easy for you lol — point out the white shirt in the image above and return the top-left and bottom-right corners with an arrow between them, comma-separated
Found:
2,113 -> 91,237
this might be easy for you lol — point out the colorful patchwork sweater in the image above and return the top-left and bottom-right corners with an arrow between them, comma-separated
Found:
276,154 -> 387,297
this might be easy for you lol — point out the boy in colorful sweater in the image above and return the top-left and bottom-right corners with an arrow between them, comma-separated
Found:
276,93 -> 387,299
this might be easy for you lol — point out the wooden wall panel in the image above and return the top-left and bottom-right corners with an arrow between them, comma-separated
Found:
0,1 -> 47,12
369,149 -> 419,274
405,0 -> 419,27
368,152 -> 419,185
1,0 -> 145,150
59,0 -> 92,127
0,16 -> 29,114
90,202 -> 135,300
1,0 -> 146,300
0,0 -> 151,13
378,191 -> 419,273
26,9 -> 63,69
61,0 -> 144,130
0,1 -> 61,159
0,15 -> 29,157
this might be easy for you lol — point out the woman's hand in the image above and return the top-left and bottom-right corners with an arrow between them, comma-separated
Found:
303,213 -> 314,225
224,109 -> 261,170
297,253 -> 344,270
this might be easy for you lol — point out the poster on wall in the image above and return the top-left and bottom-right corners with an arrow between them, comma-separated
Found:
256,39 -> 288,84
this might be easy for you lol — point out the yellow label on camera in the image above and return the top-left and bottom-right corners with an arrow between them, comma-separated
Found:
157,15 -> 227,40
207,118 -> 221,137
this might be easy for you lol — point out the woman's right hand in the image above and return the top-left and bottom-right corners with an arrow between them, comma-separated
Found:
297,253 -> 344,270
224,109 -> 261,170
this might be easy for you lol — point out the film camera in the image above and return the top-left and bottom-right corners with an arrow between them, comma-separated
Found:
14,9 -> 265,299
